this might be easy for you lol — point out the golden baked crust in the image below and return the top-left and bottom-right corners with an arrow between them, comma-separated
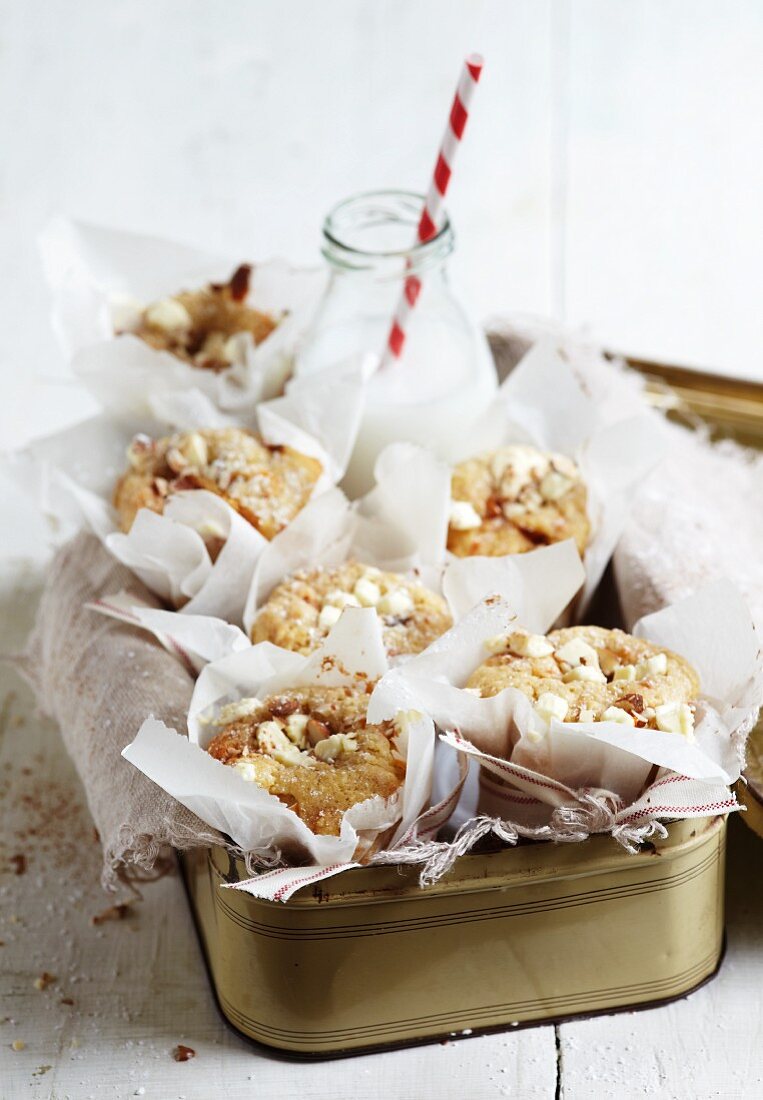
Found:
251,562 -> 453,657
205,686 -> 404,835
113,427 -> 322,537
466,624 -> 700,732
121,264 -> 278,372
447,444 -> 590,557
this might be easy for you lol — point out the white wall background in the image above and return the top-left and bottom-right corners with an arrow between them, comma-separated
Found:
1,0 -> 762,452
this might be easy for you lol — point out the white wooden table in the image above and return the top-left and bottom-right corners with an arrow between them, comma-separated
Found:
1,557 -> 761,1100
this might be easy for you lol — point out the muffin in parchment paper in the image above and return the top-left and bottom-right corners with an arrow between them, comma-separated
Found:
204,686 -> 405,836
251,562 -> 452,658
118,264 -> 277,372
114,427 -> 322,537
467,624 -> 700,736
447,444 -> 590,558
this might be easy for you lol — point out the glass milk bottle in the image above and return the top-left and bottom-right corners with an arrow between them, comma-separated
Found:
295,190 -> 497,498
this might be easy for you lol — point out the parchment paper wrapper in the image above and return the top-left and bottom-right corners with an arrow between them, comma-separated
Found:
455,338 -> 667,611
8,366 -> 365,625
369,566 -> 761,871
122,608 -> 436,883
39,218 -> 326,416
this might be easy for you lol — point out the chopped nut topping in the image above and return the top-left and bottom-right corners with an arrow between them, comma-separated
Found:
306,717 -> 331,745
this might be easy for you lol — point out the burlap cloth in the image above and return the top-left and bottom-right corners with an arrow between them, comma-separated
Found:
18,326 -> 763,890
16,531 -> 224,891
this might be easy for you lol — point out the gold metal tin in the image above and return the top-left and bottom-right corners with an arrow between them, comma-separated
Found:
180,816 -> 725,1055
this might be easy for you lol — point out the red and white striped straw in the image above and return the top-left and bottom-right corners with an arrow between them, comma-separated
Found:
383,52 -> 484,365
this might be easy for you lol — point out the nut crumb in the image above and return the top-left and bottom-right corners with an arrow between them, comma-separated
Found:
60,997 -> 75,1006
11,1039 -> 26,1051
91,902 -> 131,926
33,972 -> 56,991
172,1044 -> 196,1062
9,854 -> 27,875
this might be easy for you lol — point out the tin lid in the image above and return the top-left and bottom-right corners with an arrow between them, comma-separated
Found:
739,720 -> 763,839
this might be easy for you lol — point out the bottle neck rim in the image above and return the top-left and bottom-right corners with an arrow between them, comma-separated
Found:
321,189 -> 454,275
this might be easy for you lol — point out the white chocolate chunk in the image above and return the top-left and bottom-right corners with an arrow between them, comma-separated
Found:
354,576 -> 382,607
111,293 -> 145,332
555,637 -> 601,669
639,653 -> 668,678
284,713 -> 310,748
502,502 -> 529,520
324,589 -> 361,609
485,634 -> 510,654
449,499 -> 482,530
211,697 -> 262,725
563,665 -> 606,684
318,604 -> 343,630
539,470 -> 573,502
256,721 -> 311,766
612,665 -> 637,682
181,431 -> 209,468
536,692 -> 569,723
601,706 -> 636,726
256,720 -> 292,755
314,733 -> 358,762
491,446 -> 546,497
145,297 -> 192,333
378,587 -> 415,617
509,631 -> 554,658
550,452 -> 579,480
577,709 -> 597,723
233,760 -> 258,782
222,333 -> 247,364
655,702 -> 695,738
